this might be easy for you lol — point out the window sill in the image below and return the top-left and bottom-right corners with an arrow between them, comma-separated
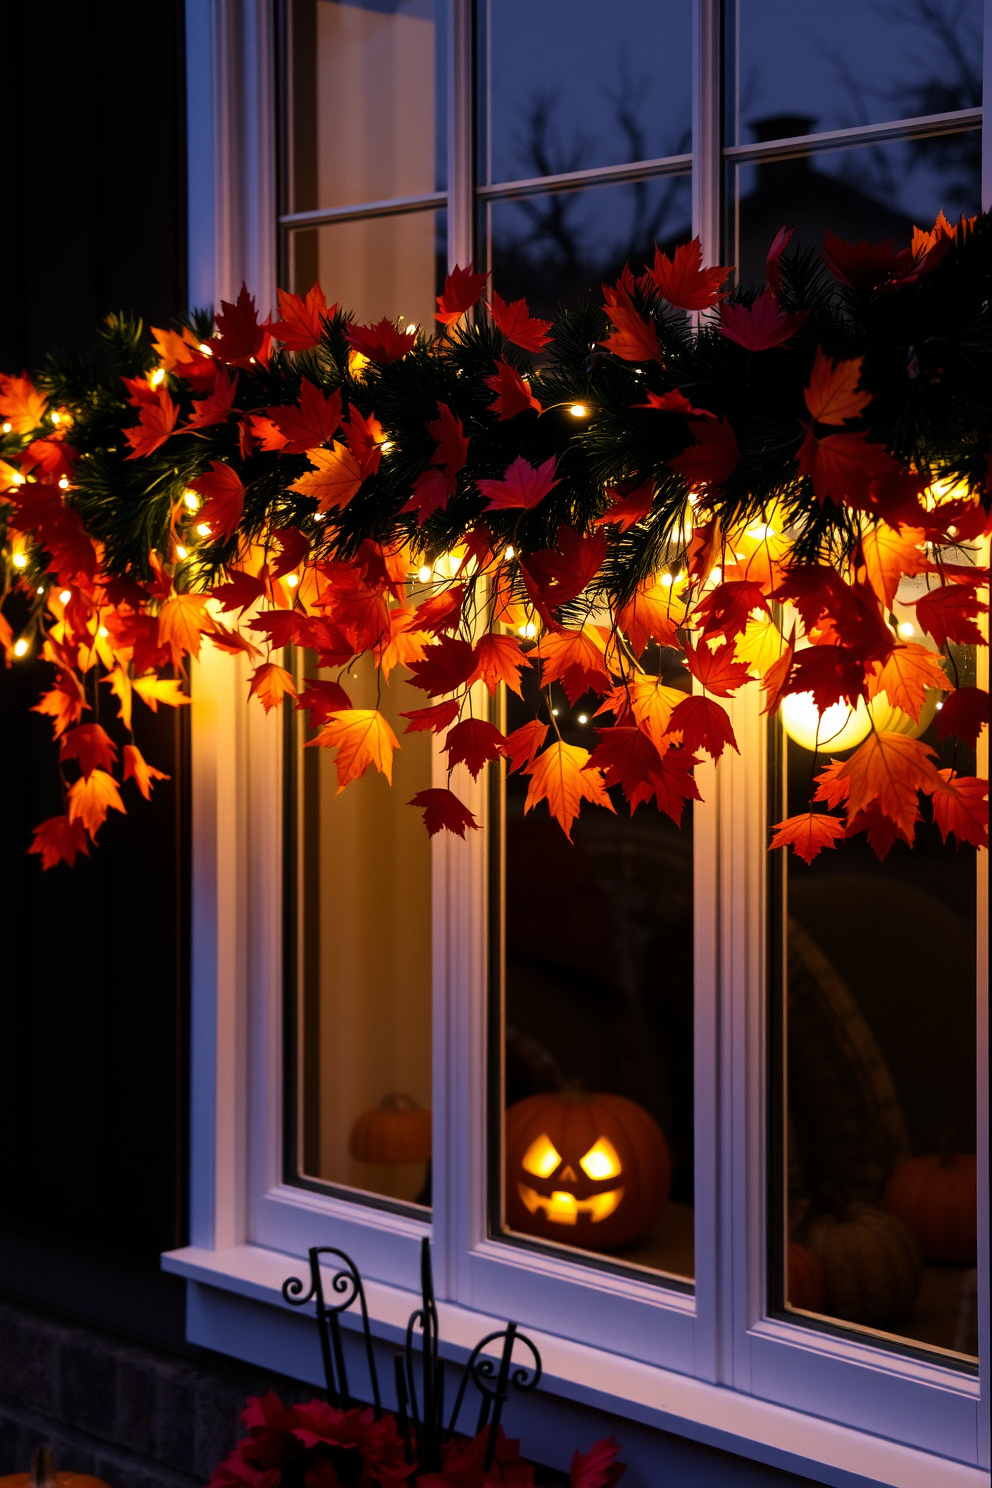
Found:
162,1243 -> 985,1488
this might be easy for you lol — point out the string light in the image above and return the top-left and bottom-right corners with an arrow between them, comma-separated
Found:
183,490 -> 200,510
59,589 -> 71,603
175,544 -> 188,560
660,573 -> 673,587
380,439 -> 395,454
284,573 -> 299,587
12,552 -> 27,568
195,521 -> 212,537
569,403 -> 588,418
51,411 -> 61,425
2,421 -> 11,433
36,586 -> 44,595
577,713 -> 588,724
199,342 -> 213,356
150,368 -> 166,388
709,566 -> 722,584
524,620 -> 537,638
58,476 -> 69,490
505,545 -> 515,560
13,638 -> 29,657
98,626 -> 109,638
418,565 -> 431,583
897,620 -> 915,638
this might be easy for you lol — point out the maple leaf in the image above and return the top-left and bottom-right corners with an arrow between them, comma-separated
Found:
28,813 -> 91,870
668,694 -> 737,759
408,787 -> 479,838
600,288 -> 662,362
123,743 -> 170,800
249,608 -> 305,648
570,1436 -> 626,1488
521,526 -> 606,614
21,437 -> 77,484
249,661 -> 297,712
262,284 -> 334,350
426,402 -> 469,477
769,811 -> 848,863
402,467 -> 455,523
341,406 -> 387,479
443,718 -> 508,778
296,679 -> 352,726
868,643 -> 951,721
213,284 -> 268,367
646,746 -> 702,825
477,455 -> 559,511
913,583 -> 987,648
401,699 -> 460,735
61,722 -> 117,778
669,417 -> 739,488
407,634 -> 476,695
535,629 -> 613,702
67,768 -> 126,837
0,372 -> 47,433
785,644 -> 870,712
617,575 -> 689,654
211,568 -> 268,613
598,676 -> 687,744
470,633 -> 532,696
594,480 -> 654,532
694,579 -> 769,641
158,592 -> 213,665
859,522 -> 928,608
311,708 -> 398,790
186,366 -> 239,430
483,359 -> 543,420
765,226 -> 795,300
375,606 -> 430,679
638,389 -> 713,416
682,638 -> 751,697
102,665 -> 133,731
822,231 -> 913,288
322,568 -> 390,652
248,413 -> 288,451
523,740 -> 615,840
206,621 -> 262,662
586,726 -> 667,811
124,388 -> 179,459
435,263 -> 489,324
413,585 -> 465,635
504,718 -> 549,772
935,686 -> 989,748
804,349 -> 872,426
289,442 -> 364,510
132,674 -> 191,711
644,238 -> 731,310
931,770 -> 989,849
344,318 -> 415,363
719,291 -> 807,351
32,674 -> 87,737
189,461 -> 246,539
488,290 -> 552,351
264,381 -> 342,454
838,732 -> 940,836
795,427 -> 899,509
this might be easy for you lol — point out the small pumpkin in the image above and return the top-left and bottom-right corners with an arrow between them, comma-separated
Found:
349,1093 -> 431,1164
0,1446 -> 112,1488
803,1202 -> 922,1326
787,1240 -> 825,1312
505,1089 -> 670,1252
885,1148 -> 977,1265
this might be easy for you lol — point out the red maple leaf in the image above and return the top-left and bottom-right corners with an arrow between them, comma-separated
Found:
822,231 -> 914,288
213,284 -> 269,367
796,427 -> 899,509
407,634 -> 476,695
769,811 -> 848,863
585,726 -> 666,811
61,722 -> 117,778
570,1436 -> 626,1488
682,638 -> 751,697
765,226 -> 795,300
521,526 -> 606,614
343,405 -> 386,477
594,480 -> 654,532
211,567 -> 268,613
270,526 -> 310,579
483,359 -> 542,420
21,438 -> 77,484
28,813 -> 91,870
535,629 -> 612,702
344,318 -> 415,363
264,381 -> 342,454
913,583 -> 987,648
785,644 -> 870,712
644,238 -> 731,310
469,633 -> 532,696
323,570 -> 390,653
248,608 -> 306,648
637,389 -> 714,416
846,798 -> 919,858
123,388 -> 179,458
719,291 -> 807,351
669,417 -> 739,489
600,288 -> 662,362
427,402 -> 469,475
190,462 -> 246,539
400,699 -> 461,734
935,686 -> 989,748
646,746 -> 702,826
408,787 -> 479,837
443,717 -> 508,778
295,679 -> 353,726
504,718 -> 549,772
413,585 -> 465,635
694,579 -> 769,640
262,284 -> 334,350
931,770 -> 989,849
296,615 -> 354,666
477,455 -> 559,511
488,290 -> 552,351
435,263 -> 489,324
402,467 -> 455,523
186,366 -> 239,429
667,694 -> 737,759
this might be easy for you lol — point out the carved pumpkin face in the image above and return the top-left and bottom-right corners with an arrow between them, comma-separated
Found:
504,1092 -> 671,1252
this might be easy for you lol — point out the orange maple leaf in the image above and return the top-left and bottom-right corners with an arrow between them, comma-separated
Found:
132,675 -> 190,711
263,284 -> 335,351
859,522 -> 929,608
103,665 -> 133,731
644,238 -> 732,311
0,372 -> 47,433
289,442 -> 364,510
617,575 -> 689,654
469,633 -> 532,696
311,708 -> 399,790
598,676 -> 686,745
123,743 -> 170,799
32,674 -> 88,737
158,592 -> 213,665
522,740 -> 615,840
600,290 -> 662,363
374,606 -> 431,680
931,770 -> 989,848
67,768 -> 126,837
803,348 -> 873,426
123,389 -> 179,459
28,814 -> 91,870
534,629 -> 612,702
837,731 -> 940,835
769,811 -> 848,863
248,662 -> 297,712
867,643 -> 951,720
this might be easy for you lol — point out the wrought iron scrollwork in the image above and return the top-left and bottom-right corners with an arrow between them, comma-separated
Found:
446,1321 -> 542,1471
281,1246 -> 381,1416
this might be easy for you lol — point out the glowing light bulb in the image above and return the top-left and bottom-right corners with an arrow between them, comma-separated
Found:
660,572 -> 673,587
175,544 -> 188,560
2,421 -> 11,433
59,589 -> 71,604
524,621 -> 537,638
709,567 -> 722,585
12,552 -> 28,568
98,626 -> 108,638
897,621 -> 915,638
195,521 -> 212,537
284,573 -> 299,587
36,586 -> 44,594
780,691 -> 872,753
248,356 -> 257,365
199,342 -> 213,356
577,713 -> 588,724
13,638 -> 29,657
51,410 -> 61,425
58,476 -> 69,490
183,490 -> 200,511
551,707 -> 559,716
505,545 -> 515,560
150,368 -> 166,388
418,565 -> 432,583
569,403 -> 588,418
380,439 -> 395,454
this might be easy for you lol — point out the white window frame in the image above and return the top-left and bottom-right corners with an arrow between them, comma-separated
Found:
166,3 -> 991,1482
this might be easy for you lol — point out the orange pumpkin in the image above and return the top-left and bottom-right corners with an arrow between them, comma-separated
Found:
885,1150 -> 977,1264
505,1090 -> 670,1252
787,1240 -> 825,1312
0,1447 -> 111,1488
349,1093 -> 431,1164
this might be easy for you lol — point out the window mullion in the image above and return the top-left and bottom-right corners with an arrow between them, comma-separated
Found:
447,0 -> 475,271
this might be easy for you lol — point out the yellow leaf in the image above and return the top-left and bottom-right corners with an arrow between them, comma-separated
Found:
289,441 -> 363,511
67,769 -> 126,837
311,708 -> 398,790
158,592 -> 213,664
132,675 -> 190,711
735,611 -> 786,677
522,740 -> 615,840
248,661 -> 297,713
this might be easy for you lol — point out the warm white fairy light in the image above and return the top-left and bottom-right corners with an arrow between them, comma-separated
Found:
569,403 -> 588,417
285,573 -> 299,587
13,638 -> 29,657
59,589 -> 71,603
195,521 -> 212,537
898,620 -> 915,638
418,565 -> 431,583
2,421 -> 11,434
150,368 -> 166,388
175,544 -> 188,560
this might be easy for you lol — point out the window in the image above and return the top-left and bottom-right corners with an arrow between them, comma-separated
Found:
172,2 -> 989,1478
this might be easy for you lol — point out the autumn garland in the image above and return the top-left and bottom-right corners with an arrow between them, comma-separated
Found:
0,209 -> 989,868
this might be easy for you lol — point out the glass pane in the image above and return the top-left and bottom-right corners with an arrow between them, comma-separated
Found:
487,178 -> 691,319
772,646 -> 978,1358
285,0 -> 444,213
735,0 -> 983,143
287,209 -> 446,331
735,136 -> 981,289
294,654 -> 433,1208
496,657 -> 695,1283
480,0 -> 691,185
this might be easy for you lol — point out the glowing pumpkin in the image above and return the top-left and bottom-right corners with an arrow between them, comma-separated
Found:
505,1090 -> 670,1252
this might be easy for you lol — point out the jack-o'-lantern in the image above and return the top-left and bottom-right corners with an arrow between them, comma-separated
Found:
505,1090 -> 670,1252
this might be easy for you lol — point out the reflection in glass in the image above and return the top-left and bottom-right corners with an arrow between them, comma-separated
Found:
734,137 -> 981,289
736,0 -> 982,141
288,211 -> 446,333
285,0 -> 444,214
295,655 -> 433,1207
774,646 -> 978,1358
497,658 -> 695,1283
486,178 -> 690,320
480,0 -> 691,185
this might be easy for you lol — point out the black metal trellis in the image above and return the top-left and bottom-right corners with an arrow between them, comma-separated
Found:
282,1237 -> 541,1474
